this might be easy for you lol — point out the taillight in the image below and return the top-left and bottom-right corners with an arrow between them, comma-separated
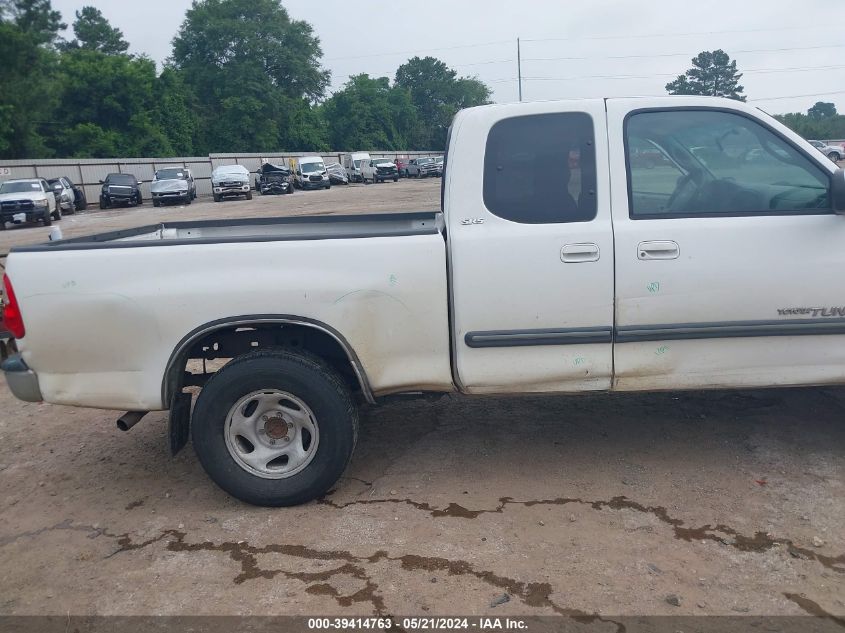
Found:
2,274 -> 25,339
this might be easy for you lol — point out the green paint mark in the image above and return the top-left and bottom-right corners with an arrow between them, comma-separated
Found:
573,357 -> 586,366
655,345 -> 670,356
389,274 -> 398,286
647,282 -> 660,294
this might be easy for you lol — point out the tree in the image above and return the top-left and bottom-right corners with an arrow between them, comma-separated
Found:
808,101 -> 837,120
153,68 -> 199,155
395,56 -> 491,149
321,74 -> 418,150
666,49 -> 745,101
0,0 -> 64,157
171,0 -> 329,152
51,50 -> 173,157
0,0 -> 65,45
62,6 -> 129,55
775,104 -> 845,141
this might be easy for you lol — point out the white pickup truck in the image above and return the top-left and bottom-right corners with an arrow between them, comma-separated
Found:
3,96 -> 845,506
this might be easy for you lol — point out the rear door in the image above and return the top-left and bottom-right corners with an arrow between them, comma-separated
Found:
450,100 -> 615,393
607,98 -> 845,390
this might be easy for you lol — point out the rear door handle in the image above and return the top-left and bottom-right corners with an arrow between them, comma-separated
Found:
638,241 -> 679,260
561,243 -> 600,263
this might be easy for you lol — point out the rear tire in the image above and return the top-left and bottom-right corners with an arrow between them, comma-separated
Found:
191,349 -> 359,507
829,152 -> 842,162
42,212 -> 51,226
153,199 -> 161,208
213,193 -> 221,202
246,191 -> 253,200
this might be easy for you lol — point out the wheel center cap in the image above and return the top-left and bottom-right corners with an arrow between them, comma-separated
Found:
264,415 -> 288,440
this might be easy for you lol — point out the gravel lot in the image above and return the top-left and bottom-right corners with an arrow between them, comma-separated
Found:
0,179 -> 843,622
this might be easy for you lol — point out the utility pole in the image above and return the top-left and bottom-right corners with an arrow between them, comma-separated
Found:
517,37 -> 523,102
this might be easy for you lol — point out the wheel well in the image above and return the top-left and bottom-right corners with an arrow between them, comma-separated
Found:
165,321 -> 372,405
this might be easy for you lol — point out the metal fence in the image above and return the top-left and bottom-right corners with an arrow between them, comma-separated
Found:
0,151 -> 444,202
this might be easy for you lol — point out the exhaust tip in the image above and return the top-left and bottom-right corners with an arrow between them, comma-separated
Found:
117,411 -> 148,432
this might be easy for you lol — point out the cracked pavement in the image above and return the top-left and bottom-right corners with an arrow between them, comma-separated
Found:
1,386 -> 843,619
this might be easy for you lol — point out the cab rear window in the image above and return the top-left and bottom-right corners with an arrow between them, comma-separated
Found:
483,113 -> 597,224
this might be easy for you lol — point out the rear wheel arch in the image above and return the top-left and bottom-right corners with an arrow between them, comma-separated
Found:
162,316 -> 375,408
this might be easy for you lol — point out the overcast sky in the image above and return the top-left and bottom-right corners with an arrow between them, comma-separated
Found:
50,0 -> 845,115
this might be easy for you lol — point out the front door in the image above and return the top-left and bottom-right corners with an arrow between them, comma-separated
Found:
450,100 -> 615,393
607,99 -> 845,390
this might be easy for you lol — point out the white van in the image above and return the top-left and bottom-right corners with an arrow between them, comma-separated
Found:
292,156 -> 330,190
341,152 -> 371,183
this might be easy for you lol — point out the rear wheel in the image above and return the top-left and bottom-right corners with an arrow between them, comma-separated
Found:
829,152 -> 842,162
213,193 -> 221,202
246,191 -> 253,200
42,211 -> 51,226
153,198 -> 161,208
185,195 -> 192,205
191,349 -> 358,507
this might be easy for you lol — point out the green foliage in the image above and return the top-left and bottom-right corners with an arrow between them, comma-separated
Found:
775,102 -> 845,140
61,6 -> 129,55
0,0 -> 65,45
396,56 -> 491,149
51,50 -> 174,157
666,49 -> 745,101
321,74 -> 418,151
0,0 -> 495,158
171,0 -> 329,153
0,18 -> 59,157
808,101 -> 837,120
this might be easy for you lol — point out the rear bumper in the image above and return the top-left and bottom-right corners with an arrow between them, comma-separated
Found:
1,354 -> 43,402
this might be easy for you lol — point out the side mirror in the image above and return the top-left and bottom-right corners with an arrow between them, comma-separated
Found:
833,168 -> 845,214
98,179 -> 104,184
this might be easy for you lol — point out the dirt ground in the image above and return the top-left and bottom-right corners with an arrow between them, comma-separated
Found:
0,179 -> 844,623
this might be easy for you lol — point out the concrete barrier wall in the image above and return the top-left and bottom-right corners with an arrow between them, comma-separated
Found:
0,150 -> 444,201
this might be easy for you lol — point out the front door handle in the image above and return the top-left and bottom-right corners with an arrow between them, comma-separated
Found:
638,240 -> 679,260
561,243 -> 600,263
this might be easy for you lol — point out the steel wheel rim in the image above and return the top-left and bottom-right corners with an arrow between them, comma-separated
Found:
224,389 -> 320,479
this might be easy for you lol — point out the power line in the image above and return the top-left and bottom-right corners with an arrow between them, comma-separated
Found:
519,64 -> 845,83
523,43 -> 845,63
749,90 -> 845,102
324,39 -> 511,62
521,24 -> 844,43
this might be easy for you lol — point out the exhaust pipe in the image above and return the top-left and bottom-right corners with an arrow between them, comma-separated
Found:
117,410 -> 148,432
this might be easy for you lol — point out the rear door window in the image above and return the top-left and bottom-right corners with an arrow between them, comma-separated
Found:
483,112 -> 597,224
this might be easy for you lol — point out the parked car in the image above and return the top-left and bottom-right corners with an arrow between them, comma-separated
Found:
7,96 -> 845,507
406,157 -> 439,178
341,152 -> 371,183
361,158 -> 399,184
394,157 -> 410,177
291,156 -> 330,190
47,178 -> 76,214
433,156 -> 444,176
325,162 -> 349,186
99,173 -> 142,209
151,168 -> 196,207
47,176 -> 86,212
211,165 -> 252,202
255,162 -> 294,195
809,140 -> 842,162
0,178 -> 60,228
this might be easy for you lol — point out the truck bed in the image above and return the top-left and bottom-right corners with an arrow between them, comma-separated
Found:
11,212 -> 443,252
6,211 -> 453,409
